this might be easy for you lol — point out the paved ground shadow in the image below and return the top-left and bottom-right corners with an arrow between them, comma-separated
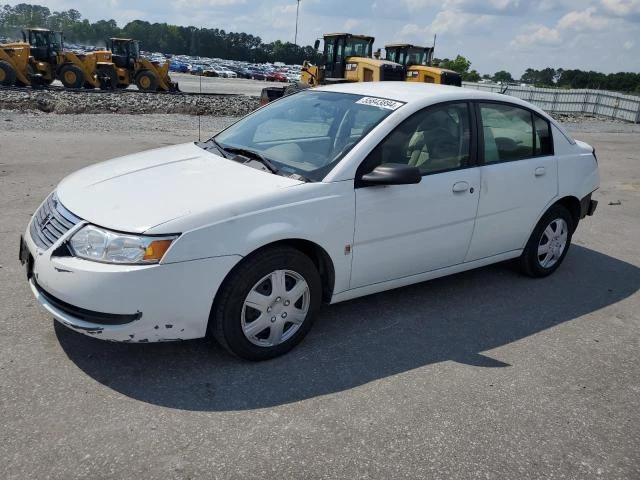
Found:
56,246 -> 639,411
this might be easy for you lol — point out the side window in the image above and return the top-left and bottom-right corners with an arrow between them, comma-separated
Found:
480,103 -> 552,163
361,102 -> 471,176
534,114 -> 553,156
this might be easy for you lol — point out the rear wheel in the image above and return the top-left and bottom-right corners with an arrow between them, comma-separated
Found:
59,64 -> 85,89
519,205 -> 573,277
0,60 -> 17,86
209,246 -> 322,361
135,70 -> 159,92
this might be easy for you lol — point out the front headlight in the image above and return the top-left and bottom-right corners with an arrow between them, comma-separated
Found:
69,225 -> 178,264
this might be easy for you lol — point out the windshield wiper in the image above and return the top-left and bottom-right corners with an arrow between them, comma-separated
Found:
220,146 -> 279,174
196,139 -> 229,158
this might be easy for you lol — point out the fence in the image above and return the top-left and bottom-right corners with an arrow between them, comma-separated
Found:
462,82 -> 640,123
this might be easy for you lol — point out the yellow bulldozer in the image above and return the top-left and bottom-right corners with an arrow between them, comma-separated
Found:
100,38 -> 179,92
0,28 -> 111,88
260,33 -> 406,104
384,43 -> 462,86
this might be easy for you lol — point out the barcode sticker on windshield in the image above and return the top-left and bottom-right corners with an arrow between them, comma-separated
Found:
356,97 -> 404,110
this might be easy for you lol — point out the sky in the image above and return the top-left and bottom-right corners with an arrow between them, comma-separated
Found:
8,0 -> 640,76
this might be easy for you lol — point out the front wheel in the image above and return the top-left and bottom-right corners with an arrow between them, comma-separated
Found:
59,64 -> 85,89
135,69 -> 159,92
209,246 -> 322,361
519,205 -> 573,277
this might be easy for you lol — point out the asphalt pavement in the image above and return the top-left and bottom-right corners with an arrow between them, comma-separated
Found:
0,114 -> 638,479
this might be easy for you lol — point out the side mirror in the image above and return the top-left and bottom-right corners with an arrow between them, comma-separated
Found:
360,163 -> 421,186
314,39 -> 320,51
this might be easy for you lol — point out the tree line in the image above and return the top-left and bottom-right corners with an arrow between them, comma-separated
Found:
2,3 -> 638,93
432,59 -> 640,94
0,3 -> 321,65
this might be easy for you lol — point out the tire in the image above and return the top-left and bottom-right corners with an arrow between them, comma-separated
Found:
519,205 -> 574,278
209,246 -> 322,361
0,60 -> 17,86
59,64 -> 85,89
135,69 -> 159,92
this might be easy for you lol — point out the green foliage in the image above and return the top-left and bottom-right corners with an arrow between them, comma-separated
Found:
493,70 -> 513,83
438,55 -> 471,74
465,69 -> 481,82
0,3 -> 320,65
519,67 -> 640,92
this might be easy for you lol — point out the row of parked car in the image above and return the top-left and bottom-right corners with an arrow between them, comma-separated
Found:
168,56 -> 302,82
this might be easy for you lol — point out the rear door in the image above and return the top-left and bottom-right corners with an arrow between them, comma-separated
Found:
465,102 -> 558,261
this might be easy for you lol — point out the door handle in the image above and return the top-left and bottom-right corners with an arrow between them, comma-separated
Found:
535,167 -> 546,177
452,181 -> 469,193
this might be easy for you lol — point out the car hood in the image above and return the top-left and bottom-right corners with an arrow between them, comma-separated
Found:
56,142 -> 303,233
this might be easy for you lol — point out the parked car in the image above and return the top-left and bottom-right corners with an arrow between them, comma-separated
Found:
246,68 -> 267,80
222,68 -> 237,78
169,61 -> 189,73
266,71 -> 288,82
20,82 -> 599,360
189,63 -> 207,75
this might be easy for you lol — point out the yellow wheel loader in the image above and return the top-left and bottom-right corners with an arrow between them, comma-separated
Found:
260,33 -> 405,104
22,28 -> 111,89
0,41 -> 32,86
101,38 -> 179,92
2,29 -> 111,89
384,44 -> 462,86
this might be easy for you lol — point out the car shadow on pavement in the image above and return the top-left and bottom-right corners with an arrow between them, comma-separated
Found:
55,245 -> 640,411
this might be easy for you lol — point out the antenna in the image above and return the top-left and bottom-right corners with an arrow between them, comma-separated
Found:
198,70 -> 202,142
198,26 -> 203,142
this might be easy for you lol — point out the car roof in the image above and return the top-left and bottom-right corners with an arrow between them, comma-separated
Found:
313,81 -> 573,143
315,81 -> 539,112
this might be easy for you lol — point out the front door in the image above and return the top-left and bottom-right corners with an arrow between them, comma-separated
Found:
351,102 -> 480,288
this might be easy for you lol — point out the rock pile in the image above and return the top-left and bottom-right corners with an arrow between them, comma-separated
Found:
0,88 -> 260,115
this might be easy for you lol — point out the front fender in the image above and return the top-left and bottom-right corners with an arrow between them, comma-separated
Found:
160,182 -> 355,294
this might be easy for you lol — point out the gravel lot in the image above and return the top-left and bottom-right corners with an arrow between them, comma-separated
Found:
0,111 -> 639,479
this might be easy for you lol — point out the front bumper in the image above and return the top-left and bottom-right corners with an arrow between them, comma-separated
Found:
21,227 -> 241,342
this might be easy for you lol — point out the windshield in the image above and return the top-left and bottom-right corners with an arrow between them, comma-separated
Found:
344,38 -> 372,58
407,48 -> 427,66
213,91 -> 402,181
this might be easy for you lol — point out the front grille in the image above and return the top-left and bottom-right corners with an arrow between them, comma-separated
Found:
29,192 -> 82,250
381,64 -> 406,82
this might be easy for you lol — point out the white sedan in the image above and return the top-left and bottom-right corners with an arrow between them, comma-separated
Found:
20,82 -> 599,360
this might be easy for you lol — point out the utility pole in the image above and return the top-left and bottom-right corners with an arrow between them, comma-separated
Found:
294,0 -> 301,45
